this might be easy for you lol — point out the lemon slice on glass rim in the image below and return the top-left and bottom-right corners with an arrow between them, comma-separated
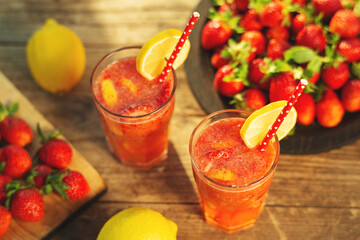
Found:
136,29 -> 191,80
240,100 -> 297,149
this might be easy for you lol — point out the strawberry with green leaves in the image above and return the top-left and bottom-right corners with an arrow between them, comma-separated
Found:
33,164 -> 53,189
341,79 -> 360,112
0,205 -> 11,237
213,40 -> 252,96
5,181 -> 44,222
201,7 -> 243,50
259,1 -> 288,28
239,9 -> 262,31
0,102 -> 33,147
321,39 -> 350,90
269,72 -> 298,102
0,145 -> 32,179
337,38 -> 360,63
214,64 -> 246,96
231,88 -> 267,111
316,89 -> 345,128
296,24 -> 327,53
329,9 -> 360,38
312,0 -> 343,20
211,46 -> 230,69
267,38 -> 291,60
37,125 -> 72,170
62,170 -> 90,200
248,58 -> 269,89
240,30 -> 266,60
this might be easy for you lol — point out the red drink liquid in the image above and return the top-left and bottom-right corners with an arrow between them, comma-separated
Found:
91,47 -> 176,170
190,110 -> 279,233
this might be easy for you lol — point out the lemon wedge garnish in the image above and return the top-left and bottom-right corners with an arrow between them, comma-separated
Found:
136,29 -> 190,80
240,101 -> 297,149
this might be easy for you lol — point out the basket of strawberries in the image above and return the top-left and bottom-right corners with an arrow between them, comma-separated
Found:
185,0 -> 360,154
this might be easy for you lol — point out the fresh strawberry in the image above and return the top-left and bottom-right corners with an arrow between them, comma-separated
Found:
232,88 -> 267,111
0,145 -> 32,178
337,38 -> 360,63
321,62 -> 349,90
38,139 -> 72,170
213,64 -> 245,96
0,102 -> 33,147
259,1 -> 286,28
296,24 -> 327,53
267,38 -> 291,60
341,79 -> 360,112
234,0 -> 249,11
248,58 -> 270,89
0,205 -> 11,237
211,46 -> 230,69
329,9 -> 360,38
62,170 -> 90,200
312,0 -> 343,20
266,25 -> 290,41
0,117 -> 33,147
269,72 -> 297,102
291,13 -> 307,35
316,89 -> 345,128
239,9 -> 262,31
0,174 -> 12,204
294,93 -> 316,126
201,19 -> 232,50
240,30 -> 266,58
33,164 -> 52,189
9,188 -> 44,222
218,2 -> 238,16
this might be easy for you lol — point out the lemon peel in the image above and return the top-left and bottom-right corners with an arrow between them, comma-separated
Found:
240,101 -> 297,149
136,29 -> 190,80
97,207 -> 178,240
26,18 -> 86,95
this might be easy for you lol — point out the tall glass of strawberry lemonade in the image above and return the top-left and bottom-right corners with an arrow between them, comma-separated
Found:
90,46 -> 176,170
189,109 -> 279,233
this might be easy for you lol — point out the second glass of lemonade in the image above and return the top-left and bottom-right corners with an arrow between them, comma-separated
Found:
91,46 -> 176,170
189,109 -> 279,233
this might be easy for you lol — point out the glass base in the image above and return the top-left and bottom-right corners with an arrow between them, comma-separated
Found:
205,217 -> 256,233
114,148 -> 168,170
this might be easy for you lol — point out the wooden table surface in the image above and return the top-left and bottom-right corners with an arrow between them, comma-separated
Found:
1,0 -> 360,239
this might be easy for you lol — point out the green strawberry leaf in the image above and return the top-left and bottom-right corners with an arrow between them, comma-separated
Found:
354,1 -> 360,15
284,46 -> 316,64
0,103 -> 8,122
40,184 -> 54,195
351,62 -> 360,79
249,0 -> 272,13
37,123 -> 62,144
6,102 -> 19,116
304,81 -> 317,94
0,162 -> 5,172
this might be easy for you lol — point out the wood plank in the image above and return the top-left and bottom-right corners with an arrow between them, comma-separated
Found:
0,71 -> 107,239
46,202 -> 360,240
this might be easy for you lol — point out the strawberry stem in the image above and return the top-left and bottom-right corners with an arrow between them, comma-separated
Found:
37,123 -> 62,144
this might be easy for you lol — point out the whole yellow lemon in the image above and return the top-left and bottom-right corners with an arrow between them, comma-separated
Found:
97,207 -> 178,240
26,18 -> 86,95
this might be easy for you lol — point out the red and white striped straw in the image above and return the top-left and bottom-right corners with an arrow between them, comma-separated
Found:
158,12 -> 200,82
259,79 -> 309,152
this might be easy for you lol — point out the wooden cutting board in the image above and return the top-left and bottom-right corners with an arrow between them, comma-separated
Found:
0,71 -> 107,239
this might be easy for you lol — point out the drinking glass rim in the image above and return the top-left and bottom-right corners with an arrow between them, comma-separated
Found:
90,46 -> 177,119
189,109 -> 280,190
